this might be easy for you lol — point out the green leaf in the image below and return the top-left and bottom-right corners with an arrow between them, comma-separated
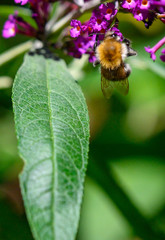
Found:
0,5 -> 31,18
0,6 -> 36,28
12,53 -> 89,240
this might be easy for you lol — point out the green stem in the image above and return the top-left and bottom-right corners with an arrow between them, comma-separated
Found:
49,0 -> 107,36
0,41 -> 32,67
87,159 -> 165,240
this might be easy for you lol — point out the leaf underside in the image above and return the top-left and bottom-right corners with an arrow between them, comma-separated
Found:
12,54 -> 89,240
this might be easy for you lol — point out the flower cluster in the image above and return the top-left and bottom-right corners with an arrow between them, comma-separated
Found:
69,3 -> 120,62
3,13 -> 37,38
69,0 -> 165,62
121,0 -> 165,28
145,37 -> 165,61
121,0 -> 165,61
2,0 -> 165,63
2,0 -> 55,39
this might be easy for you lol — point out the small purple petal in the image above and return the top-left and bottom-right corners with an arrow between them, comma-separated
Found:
145,46 -> 156,61
70,19 -> 81,28
133,9 -> 149,21
140,0 -> 151,9
88,52 -> 97,63
15,0 -> 29,5
2,16 -> 17,38
70,20 -> 82,38
89,16 -> 108,32
160,48 -> 165,62
160,54 -> 165,62
70,27 -> 81,38
121,0 -> 137,9
161,48 -> 165,54
99,3 -> 117,20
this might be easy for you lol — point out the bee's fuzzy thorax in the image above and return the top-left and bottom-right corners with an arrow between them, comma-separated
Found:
96,38 -> 122,70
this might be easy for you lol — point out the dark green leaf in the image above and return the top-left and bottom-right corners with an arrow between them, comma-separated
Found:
0,198 -> 33,240
12,54 -> 89,240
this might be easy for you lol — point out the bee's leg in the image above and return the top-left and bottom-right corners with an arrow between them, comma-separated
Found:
93,42 -> 97,52
93,33 -> 100,52
124,63 -> 131,77
93,59 -> 100,67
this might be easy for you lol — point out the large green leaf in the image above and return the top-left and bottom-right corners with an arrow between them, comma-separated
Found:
12,53 -> 89,240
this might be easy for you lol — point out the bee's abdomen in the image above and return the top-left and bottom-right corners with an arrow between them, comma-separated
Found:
101,64 -> 128,81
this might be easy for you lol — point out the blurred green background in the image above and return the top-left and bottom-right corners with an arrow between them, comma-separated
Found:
0,2 -> 165,240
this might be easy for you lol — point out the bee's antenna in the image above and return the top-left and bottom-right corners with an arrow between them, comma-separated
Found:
93,59 -> 100,67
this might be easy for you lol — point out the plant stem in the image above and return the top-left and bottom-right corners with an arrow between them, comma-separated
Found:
50,0 -> 107,35
0,76 -> 12,89
45,3 -> 70,34
50,9 -> 78,34
87,158 -> 165,240
0,41 -> 32,67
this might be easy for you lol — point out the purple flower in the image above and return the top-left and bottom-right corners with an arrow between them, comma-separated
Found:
2,15 -> 17,38
81,21 -> 93,34
69,47 -> 82,59
70,20 -> 82,38
151,0 -> 165,7
89,15 -> 108,32
15,0 -> 52,31
67,0 -> 163,63
88,52 -> 97,63
139,0 -> 151,10
2,12 -> 37,39
120,0 -> 158,27
15,0 -> 29,5
133,8 -> 149,21
160,48 -> 165,62
145,37 -> 165,61
121,0 -> 137,10
87,34 -> 96,48
145,46 -> 157,61
69,2 -> 121,63
99,3 -> 118,20
88,3 -> 117,32
74,36 -> 89,54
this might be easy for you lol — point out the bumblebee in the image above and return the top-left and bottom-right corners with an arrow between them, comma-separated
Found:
94,31 -> 137,99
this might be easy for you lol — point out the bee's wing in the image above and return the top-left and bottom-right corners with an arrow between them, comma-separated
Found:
101,75 -> 129,99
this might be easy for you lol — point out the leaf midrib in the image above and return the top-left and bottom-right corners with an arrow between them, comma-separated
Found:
45,60 -> 56,238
